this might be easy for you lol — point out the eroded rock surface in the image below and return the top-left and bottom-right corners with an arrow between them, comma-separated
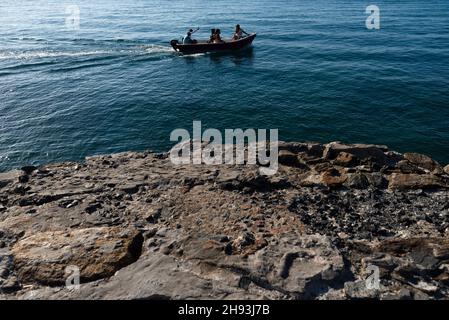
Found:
12,227 -> 143,285
0,141 -> 449,300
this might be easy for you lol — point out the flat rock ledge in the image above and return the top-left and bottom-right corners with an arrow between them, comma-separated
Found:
1,141 -> 449,300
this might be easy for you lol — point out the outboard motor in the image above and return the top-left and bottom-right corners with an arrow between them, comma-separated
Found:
170,39 -> 179,51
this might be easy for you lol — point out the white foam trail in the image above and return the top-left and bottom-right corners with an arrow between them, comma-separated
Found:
0,45 -> 175,61
0,50 -> 110,60
180,53 -> 206,58
141,44 -> 174,54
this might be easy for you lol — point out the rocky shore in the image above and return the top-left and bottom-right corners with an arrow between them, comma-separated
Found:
1,141 -> 449,300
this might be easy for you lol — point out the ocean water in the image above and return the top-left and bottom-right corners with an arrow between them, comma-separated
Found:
1,0 -> 449,171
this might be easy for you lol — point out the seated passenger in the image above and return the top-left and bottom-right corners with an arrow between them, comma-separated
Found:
183,31 -> 197,44
232,24 -> 249,41
213,29 -> 224,43
209,28 -> 216,43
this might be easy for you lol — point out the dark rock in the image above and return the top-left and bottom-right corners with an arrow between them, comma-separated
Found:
365,172 -> 388,188
216,170 -> 240,189
0,250 -> 20,293
344,172 -> 370,189
388,173 -> 447,190
235,232 -> 255,247
21,166 -> 37,175
120,183 -> 141,194
18,175 -> 29,183
145,208 -> 162,224
85,202 -> 102,214
396,160 -> 426,174
307,143 -> 325,158
219,236 -> 230,243
224,242 -> 233,255
323,142 -> 389,166
404,153 -> 442,173
143,228 -> 158,239
279,142 -> 324,162
444,165 -> 449,175
278,150 -> 301,167
334,152 -> 357,167
278,142 -> 309,154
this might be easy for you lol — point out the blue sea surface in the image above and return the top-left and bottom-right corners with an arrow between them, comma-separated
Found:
1,0 -> 449,171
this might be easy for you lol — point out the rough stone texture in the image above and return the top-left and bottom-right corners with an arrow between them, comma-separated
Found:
0,141 -> 449,300
12,227 -> 143,285
388,173 -> 447,190
444,165 -> 449,175
0,249 -> 19,292
403,153 -> 443,174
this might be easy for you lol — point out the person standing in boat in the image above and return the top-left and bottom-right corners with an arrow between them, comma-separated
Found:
232,24 -> 249,40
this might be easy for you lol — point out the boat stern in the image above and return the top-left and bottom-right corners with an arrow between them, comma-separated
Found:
170,39 -> 179,52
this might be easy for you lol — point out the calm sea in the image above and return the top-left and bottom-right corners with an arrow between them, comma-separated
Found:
1,0 -> 449,171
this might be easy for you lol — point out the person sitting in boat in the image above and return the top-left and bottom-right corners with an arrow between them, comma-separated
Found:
183,31 -> 197,44
232,24 -> 249,40
208,29 -> 216,43
213,29 -> 224,43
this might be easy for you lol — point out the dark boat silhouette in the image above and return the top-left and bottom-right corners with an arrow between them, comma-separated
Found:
170,33 -> 256,54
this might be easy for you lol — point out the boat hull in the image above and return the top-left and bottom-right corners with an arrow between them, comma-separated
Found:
170,33 -> 256,54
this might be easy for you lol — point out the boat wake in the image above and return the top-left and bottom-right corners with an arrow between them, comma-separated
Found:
0,45 -> 175,61
0,41 -> 176,75
180,53 -> 207,58
141,44 -> 174,54
0,50 -> 112,60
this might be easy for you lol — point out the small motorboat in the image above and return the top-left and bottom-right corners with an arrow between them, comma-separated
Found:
170,33 -> 256,54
